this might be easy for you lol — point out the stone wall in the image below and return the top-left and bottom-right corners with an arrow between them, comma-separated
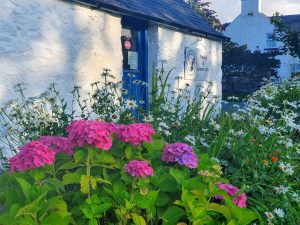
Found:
222,72 -> 270,94
0,0 -> 123,104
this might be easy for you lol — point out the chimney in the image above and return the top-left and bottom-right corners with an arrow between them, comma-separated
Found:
241,0 -> 261,15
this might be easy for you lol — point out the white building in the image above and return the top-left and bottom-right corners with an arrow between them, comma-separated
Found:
224,0 -> 300,80
0,0 -> 226,109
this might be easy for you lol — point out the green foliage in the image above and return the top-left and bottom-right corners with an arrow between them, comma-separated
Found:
222,41 -> 281,76
0,131 -> 258,224
271,12 -> 300,58
1,67 -> 299,224
186,0 -> 223,31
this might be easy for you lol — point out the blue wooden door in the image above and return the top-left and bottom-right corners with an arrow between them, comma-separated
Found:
121,17 -> 148,107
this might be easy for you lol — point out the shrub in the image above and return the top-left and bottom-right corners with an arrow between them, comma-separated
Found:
0,121 -> 258,225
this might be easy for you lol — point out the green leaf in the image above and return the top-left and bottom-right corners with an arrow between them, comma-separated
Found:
80,175 -> 90,194
40,212 -> 66,225
237,209 -> 259,224
155,193 -> 169,206
96,151 -> 116,164
143,134 -> 165,159
0,213 -> 19,225
206,203 -> 232,220
134,191 -> 159,209
125,146 -> 134,159
161,206 -> 185,225
16,193 -> 47,219
132,213 -> 147,225
81,195 -> 112,221
29,169 -> 46,182
158,178 -> 178,192
74,150 -> 86,163
62,173 -> 81,185
57,161 -> 79,171
190,207 -> 206,219
94,177 -> 111,185
170,168 -> 185,185
44,178 -> 65,192
15,177 -> 31,201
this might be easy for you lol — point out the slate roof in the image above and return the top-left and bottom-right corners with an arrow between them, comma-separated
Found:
280,14 -> 300,32
74,0 -> 227,41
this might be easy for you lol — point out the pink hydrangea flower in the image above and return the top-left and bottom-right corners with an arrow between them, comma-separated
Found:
9,141 -> 55,173
39,136 -> 74,155
125,160 -> 154,178
66,120 -> 113,150
215,182 -> 247,208
162,142 -> 198,169
114,123 -> 155,146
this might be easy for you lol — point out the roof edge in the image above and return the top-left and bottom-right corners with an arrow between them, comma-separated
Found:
71,0 -> 228,42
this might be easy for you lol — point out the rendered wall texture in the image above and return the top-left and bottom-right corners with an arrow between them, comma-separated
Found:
0,0 -> 123,104
156,26 -> 223,104
0,0 -> 223,110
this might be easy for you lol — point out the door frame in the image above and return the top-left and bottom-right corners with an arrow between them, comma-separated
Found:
121,16 -> 149,109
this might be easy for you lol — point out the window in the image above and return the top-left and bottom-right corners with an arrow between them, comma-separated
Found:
291,63 -> 300,73
266,33 -> 277,49
121,27 -> 139,71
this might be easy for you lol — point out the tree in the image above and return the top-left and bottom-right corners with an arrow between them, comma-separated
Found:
222,41 -> 280,76
271,12 -> 300,58
186,0 -> 223,31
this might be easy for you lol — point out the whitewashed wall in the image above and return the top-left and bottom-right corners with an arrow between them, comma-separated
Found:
0,0 -> 123,104
153,26 -> 223,110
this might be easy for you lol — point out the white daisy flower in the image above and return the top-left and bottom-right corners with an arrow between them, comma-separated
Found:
109,112 -> 120,123
291,193 -> 300,202
274,208 -> 284,218
125,99 -> 137,109
274,185 -> 289,195
211,157 -> 220,163
184,135 -> 196,146
158,122 -> 169,129
164,130 -> 171,136
264,211 -> 274,220
143,115 -> 154,123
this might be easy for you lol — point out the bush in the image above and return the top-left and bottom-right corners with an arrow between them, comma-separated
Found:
0,67 -> 299,224
0,121 -> 258,225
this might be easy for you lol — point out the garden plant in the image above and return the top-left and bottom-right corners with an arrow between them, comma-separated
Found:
0,65 -> 299,224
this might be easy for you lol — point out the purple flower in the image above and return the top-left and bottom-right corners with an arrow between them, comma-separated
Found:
162,142 -> 198,169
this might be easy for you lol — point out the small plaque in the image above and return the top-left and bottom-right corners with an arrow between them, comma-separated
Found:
128,51 -> 138,70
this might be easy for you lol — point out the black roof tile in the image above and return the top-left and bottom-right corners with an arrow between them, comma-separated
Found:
74,0 -> 227,41
281,14 -> 300,33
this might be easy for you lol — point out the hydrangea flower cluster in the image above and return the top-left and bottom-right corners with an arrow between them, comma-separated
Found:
115,123 -> 155,146
215,182 -> 247,208
66,120 -> 113,150
9,141 -> 55,173
125,160 -> 154,178
39,136 -> 74,155
162,142 -> 198,169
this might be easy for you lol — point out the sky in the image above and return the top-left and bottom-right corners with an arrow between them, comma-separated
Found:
208,0 -> 300,23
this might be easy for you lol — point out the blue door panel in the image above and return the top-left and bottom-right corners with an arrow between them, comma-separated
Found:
121,17 -> 148,107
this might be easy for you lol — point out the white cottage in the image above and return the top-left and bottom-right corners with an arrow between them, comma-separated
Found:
0,0 -> 226,107
224,0 -> 300,80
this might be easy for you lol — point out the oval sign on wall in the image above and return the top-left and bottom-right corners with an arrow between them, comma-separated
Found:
124,40 -> 132,50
